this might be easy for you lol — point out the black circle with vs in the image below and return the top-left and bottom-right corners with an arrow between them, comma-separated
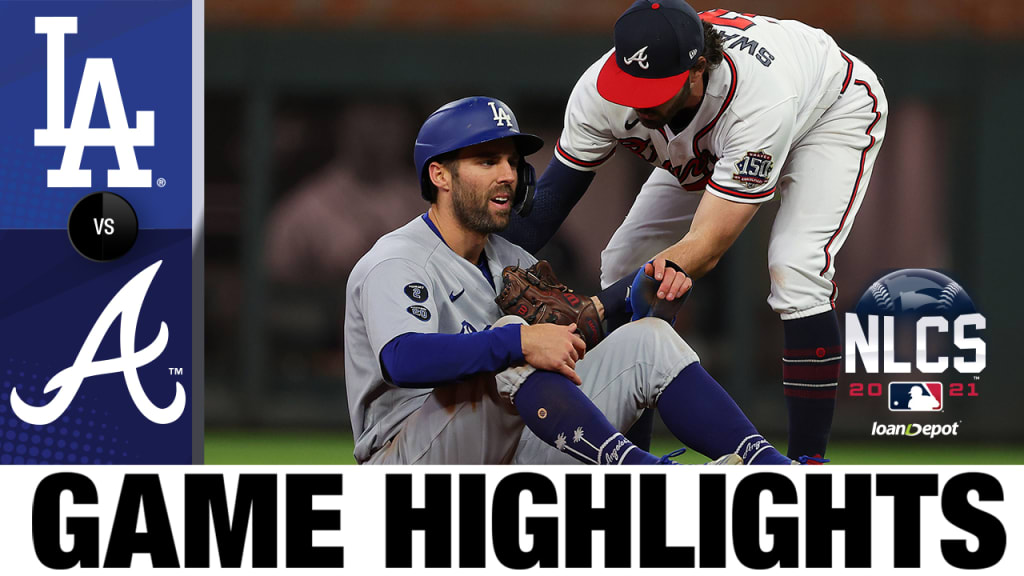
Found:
67,192 -> 139,261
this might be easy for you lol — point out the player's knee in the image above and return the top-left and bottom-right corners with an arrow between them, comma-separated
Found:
629,316 -> 677,339
616,317 -> 699,367
768,260 -> 835,316
768,260 -> 826,296
493,315 -> 529,328
768,259 -> 806,286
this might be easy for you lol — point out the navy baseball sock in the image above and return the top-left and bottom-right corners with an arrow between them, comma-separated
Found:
515,371 -> 662,465
657,362 -> 791,465
782,310 -> 841,460
596,273 -> 634,333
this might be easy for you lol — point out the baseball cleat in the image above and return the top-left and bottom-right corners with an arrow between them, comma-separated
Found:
705,453 -> 743,465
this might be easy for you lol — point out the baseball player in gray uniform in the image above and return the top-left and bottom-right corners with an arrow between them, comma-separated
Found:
344,96 -> 797,466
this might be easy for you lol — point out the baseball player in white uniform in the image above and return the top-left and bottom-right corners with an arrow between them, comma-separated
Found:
502,0 -> 888,460
344,96 -> 798,465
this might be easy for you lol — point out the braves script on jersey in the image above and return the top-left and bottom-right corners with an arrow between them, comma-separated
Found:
344,216 -> 536,463
557,12 -> 854,204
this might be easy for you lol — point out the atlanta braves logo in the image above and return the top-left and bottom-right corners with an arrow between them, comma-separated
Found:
9,261 -> 185,426
623,46 -> 650,69
34,16 -> 154,188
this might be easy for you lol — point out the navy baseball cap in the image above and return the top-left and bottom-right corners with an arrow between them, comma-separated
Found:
597,0 -> 704,109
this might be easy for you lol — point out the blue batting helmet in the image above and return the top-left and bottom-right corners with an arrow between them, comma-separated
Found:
414,96 -> 544,215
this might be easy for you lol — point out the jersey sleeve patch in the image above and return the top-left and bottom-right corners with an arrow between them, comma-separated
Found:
732,150 -> 774,188
404,282 -> 429,302
406,305 -> 431,322
361,259 -> 439,358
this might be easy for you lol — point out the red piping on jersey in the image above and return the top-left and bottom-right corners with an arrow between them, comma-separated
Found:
839,52 -> 853,95
555,138 -> 615,168
820,80 -> 881,305
708,179 -> 775,199
692,52 -> 738,158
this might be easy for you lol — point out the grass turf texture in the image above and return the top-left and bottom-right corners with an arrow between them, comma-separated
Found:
205,430 -> 1024,465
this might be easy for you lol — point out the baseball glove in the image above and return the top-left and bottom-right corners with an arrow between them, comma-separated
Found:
495,260 -> 605,349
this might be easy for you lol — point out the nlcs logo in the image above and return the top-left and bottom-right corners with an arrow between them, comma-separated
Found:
845,269 -> 985,374
34,17 -> 154,188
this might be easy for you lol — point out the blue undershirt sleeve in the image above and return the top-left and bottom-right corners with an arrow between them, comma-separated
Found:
500,157 -> 595,255
379,324 -> 525,388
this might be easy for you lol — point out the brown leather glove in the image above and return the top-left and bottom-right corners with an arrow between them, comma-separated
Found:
495,260 -> 605,349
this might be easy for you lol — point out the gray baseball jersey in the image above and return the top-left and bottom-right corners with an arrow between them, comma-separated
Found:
344,214 -> 536,463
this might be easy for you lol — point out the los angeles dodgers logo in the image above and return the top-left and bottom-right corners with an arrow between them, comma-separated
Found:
487,101 -> 513,128
34,16 -> 154,188
9,261 -> 185,426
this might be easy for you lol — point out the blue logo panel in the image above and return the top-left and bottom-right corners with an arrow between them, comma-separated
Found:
0,0 -> 191,230
0,1 -> 192,464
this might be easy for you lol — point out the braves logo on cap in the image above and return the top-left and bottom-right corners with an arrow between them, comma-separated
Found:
623,46 -> 650,69
889,382 -> 943,412
597,0 -> 705,109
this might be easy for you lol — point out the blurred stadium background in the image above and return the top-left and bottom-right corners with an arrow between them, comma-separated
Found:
203,0 -> 1024,464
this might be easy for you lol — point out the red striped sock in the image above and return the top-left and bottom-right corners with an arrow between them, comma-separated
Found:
782,312 -> 841,459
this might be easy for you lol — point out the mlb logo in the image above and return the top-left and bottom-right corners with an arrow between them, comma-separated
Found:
889,382 -> 943,412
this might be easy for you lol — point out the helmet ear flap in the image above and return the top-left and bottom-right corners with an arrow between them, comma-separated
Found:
513,159 -> 536,216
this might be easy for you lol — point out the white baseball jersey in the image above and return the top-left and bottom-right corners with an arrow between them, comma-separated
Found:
557,11 -> 888,318
556,13 -> 853,204
344,215 -> 536,463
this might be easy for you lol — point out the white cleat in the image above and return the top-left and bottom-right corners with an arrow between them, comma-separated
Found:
706,453 -> 743,465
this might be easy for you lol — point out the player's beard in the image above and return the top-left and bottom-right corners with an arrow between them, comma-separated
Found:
636,81 -> 693,129
451,177 -> 513,235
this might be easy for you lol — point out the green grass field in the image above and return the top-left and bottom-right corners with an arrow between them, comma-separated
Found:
204,430 -> 1024,465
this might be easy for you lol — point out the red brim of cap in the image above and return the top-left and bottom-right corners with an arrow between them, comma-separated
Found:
596,51 -> 690,109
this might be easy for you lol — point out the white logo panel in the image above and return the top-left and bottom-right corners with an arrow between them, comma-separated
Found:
34,16 -> 154,188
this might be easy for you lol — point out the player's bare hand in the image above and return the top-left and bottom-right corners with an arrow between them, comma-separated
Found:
645,259 -> 692,301
521,323 -> 587,385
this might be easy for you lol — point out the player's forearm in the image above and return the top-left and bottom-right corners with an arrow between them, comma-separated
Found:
379,326 -> 524,388
657,234 -> 726,279
500,157 -> 595,254
658,194 -> 761,277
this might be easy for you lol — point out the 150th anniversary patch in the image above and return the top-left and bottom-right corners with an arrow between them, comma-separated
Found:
733,150 -> 774,188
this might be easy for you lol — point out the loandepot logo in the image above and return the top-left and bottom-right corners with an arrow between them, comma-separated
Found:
871,421 -> 961,438
34,16 -> 154,188
9,261 -> 185,426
